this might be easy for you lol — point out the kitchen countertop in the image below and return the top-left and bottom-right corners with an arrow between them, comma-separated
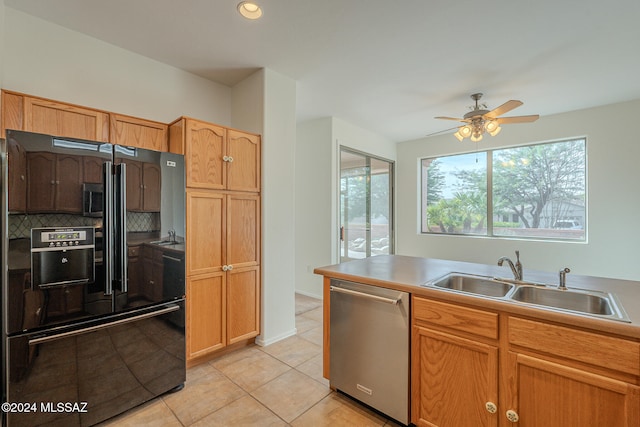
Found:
314,255 -> 640,340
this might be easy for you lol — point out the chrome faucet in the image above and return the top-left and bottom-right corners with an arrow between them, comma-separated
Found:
498,250 -> 523,281
168,229 -> 176,243
558,267 -> 570,290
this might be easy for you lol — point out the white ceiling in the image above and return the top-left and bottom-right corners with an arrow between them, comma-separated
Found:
5,0 -> 640,142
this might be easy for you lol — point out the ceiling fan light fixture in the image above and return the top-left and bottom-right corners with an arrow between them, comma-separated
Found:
460,125 -> 472,138
485,120 -> 502,136
488,125 -> 502,137
470,132 -> 483,142
237,1 -> 263,19
454,130 -> 464,141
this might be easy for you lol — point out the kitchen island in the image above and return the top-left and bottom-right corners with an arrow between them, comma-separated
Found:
315,255 -> 640,427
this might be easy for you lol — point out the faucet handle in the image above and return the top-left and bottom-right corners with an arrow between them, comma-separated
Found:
558,267 -> 571,289
515,250 -> 520,261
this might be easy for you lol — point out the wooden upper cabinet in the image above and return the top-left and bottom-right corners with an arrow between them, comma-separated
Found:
227,129 -> 261,192
26,96 -> 109,142
110,114 -> 168,151
26,152 -> 82,213
169,117 -> 261,192
2,90 -> 110,141
169,117 -> 226,189
7,136 -> 27,212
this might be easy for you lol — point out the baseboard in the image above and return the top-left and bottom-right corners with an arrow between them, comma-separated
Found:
255,328 -> 298,347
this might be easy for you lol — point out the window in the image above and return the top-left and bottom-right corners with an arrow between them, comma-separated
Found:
421,138 -> 586,241
340,148 -> 394,261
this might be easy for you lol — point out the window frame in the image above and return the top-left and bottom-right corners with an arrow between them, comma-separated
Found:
420,137 -> 587,242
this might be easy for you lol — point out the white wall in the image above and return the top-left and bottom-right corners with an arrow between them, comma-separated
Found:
295,118 -> 333,298
255,69 -> 298,344
294,116 -> 396,298
2,7 -> 231,125
397,99 -> 640,281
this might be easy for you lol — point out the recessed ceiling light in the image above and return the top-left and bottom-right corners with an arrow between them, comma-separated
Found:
237,2 -> 263,20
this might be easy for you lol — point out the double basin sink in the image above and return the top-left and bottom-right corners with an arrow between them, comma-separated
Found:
424,273 -> 630,322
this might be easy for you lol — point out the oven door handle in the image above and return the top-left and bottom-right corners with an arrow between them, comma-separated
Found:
28,304 -> 180,345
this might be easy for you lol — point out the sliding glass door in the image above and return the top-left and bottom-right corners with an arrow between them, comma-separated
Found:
339,148 -> 394,262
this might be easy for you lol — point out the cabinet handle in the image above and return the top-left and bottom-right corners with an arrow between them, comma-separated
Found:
506,410 -> 519,423
485,402 -> 497,414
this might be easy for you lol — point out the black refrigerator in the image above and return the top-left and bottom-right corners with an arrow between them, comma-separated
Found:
1,130 -> 186,426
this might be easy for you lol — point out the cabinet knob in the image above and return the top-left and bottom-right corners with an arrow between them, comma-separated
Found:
228,264 -> 233,271
222,265 -> 228,271
506,409 -> 519,423
227,156 -> 234,163
485,402 -> 497,414
223,156 -> 230,162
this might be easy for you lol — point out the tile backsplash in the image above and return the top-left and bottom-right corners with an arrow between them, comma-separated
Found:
8,212 -> 159,239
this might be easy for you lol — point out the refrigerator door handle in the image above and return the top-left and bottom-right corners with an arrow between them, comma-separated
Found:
104,161 -> 114,295
28,304 -> 180,345
116,163 -> 129,293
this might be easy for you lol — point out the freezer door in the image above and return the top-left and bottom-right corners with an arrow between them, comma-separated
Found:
4,302 -> 185,427
113,146 -> 186,313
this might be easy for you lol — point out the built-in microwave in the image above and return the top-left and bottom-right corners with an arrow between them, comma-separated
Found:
83,183 -> 103,217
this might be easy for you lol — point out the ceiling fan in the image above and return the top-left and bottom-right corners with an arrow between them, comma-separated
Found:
433,93 -> 539,142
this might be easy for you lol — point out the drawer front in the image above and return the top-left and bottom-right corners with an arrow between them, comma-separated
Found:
128,245 -> 140,257
413,296 -> 498,340
508,317 -> 640,376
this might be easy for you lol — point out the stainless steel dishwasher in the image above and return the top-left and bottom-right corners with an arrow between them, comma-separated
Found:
330,279 -> 409,425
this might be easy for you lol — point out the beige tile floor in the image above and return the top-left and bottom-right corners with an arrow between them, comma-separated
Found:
100,294 -> 401,426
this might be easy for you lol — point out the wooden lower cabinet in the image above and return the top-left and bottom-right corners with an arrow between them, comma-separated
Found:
186,266 -> 260,360
227,266 -> 260,344
412,295 -> 640,427
508,353 -> 640,427
187,272 -> 226,359
412,326 -> 498,427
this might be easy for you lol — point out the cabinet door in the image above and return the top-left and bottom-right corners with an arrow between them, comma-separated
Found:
227,129 -> 260,192
412,326 -> 498,427
110,114 -> 168,151
226,193 -> 260,269
186,190 -> 224,275
185,120 -> 226,189
27,152 -> 56,212
142,162 -> 161,212
125,160 -> 143,212
227,266 -> 260,344
24,96 -> 109,142
83,156 -> 105,184
507,353 -> 640,427
187,272 -> 225,359
55,153 -> 83,213
7,137 -> 27,212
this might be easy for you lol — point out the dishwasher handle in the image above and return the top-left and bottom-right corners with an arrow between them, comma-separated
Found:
330,285 -> 402,305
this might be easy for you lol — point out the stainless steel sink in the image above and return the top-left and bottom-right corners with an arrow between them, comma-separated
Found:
428,273 -> 514,298
510,285 -> 630,321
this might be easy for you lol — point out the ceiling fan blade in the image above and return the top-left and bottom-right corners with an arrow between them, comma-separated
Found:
496,115 -> 540,124
434,116 -> 467,122
425,125 -> 463,137
485,100 -> 523,118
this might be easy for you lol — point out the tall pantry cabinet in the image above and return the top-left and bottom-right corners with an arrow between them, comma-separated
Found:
169,117 -> 261,363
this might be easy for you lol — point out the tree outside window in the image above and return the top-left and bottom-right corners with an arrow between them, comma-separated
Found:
421,138 -> 586,241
